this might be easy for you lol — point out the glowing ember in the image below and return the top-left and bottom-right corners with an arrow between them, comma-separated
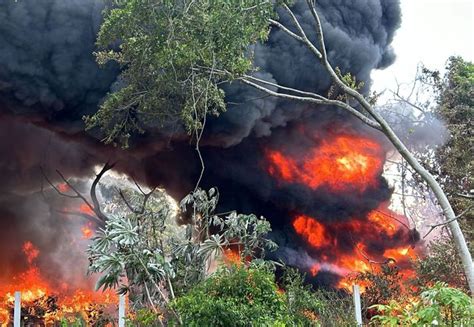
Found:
79,204 -> 95,216
81,222 -> 94,239
266,135 -> 384,192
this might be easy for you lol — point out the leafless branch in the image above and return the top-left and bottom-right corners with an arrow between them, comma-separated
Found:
118,183 -> 157,215
54,209 -> 104,226
240,77 -> 382,130
424,205 -> 474,239
90,161 -> 116,222
456,193 -> 474,200
40,166 -> 81,199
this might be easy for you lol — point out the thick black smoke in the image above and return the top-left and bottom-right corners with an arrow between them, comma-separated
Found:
207,0 -> 400,146
0,0 -> 403,286
0,0 -> 118,121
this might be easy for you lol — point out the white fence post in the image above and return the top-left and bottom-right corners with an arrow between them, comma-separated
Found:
14,291 -> 21,327
118,294 -> 126,327
353,285 -> 362,326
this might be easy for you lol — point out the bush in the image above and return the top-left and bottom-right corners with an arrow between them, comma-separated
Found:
371,282 -> 474,326
282,268 -> 354,326
170,264 -> 356,326
413,238 -> 468,292
170,264 -> 292,326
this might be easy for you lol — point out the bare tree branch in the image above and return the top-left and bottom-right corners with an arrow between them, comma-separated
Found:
118,183 -> 157,215
240,78 -> 382,130
424,205 -> 474,239
90,161 -> 115,222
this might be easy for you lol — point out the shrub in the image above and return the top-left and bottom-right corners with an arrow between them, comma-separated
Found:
170,264 -> 292,326
371,282 -> 474,326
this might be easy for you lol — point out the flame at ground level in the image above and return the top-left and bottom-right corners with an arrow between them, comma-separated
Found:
0,241 -> 116,326
292,204 -> 420,292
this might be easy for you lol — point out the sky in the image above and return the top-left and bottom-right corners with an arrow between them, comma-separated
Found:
371,0 -> 474,95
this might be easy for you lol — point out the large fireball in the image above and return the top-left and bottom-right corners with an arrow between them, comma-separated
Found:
266,135 -> 384,192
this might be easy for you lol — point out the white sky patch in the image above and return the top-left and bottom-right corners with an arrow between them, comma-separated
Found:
372,0 -> 474,96
374,1 -> 472,235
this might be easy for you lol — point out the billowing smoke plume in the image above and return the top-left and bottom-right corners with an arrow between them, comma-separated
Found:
0,0 -> 117,120
0,0 -> 410,287
207,0 -> 400,146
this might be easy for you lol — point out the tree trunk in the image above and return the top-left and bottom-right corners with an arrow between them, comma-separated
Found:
264,1 -> 474,294
327,62 -> 474,294
369,105 -> 474,294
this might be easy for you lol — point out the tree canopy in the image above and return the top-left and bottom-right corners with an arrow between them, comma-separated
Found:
433,57 -> 473,245
86,0 -> 287,147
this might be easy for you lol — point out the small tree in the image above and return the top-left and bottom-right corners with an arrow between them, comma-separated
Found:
87,185 -> 277,324
170,264 -> 292,326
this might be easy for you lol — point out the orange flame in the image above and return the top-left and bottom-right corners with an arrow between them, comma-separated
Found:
22,241 -> 39,264
79,204 -> 94,216
293,215 -> 327,248
0,241 -> 115,326
291,206 -> 418,292
81,222 -> 94,239
266,135 -> 384,192
223,248 -> 242,265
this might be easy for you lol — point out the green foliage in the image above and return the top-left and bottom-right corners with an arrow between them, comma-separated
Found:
282,268 -> 355,326
371,282 -> 474,326
418,57 -> 474,247
354,264 -> 403,307
282,268 -> 323,326
87,186 -> 276,321
86,0 -> 286,147
413,238 -> 468,292
170,264 -> 292,326
328,67 -> 365,101
59,317 -> 86,327
434,57 -> 474,247
171,265 -> 357,327
126,308 -> 162,326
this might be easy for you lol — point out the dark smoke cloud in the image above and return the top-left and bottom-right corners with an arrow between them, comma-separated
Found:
207,0 -> 401,146
0,0 -> 117,122
0,0 -> 404,286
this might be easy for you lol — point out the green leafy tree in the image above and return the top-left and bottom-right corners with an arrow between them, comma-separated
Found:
414,238 -> 468,292
432,57 -> 474,246
282,268 -> 355,326
86,0 -> 285,147
354,264 -> 404,308
87,186 -> 276,324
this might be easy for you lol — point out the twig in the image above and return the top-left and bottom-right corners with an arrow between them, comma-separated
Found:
423,205 -> 474,239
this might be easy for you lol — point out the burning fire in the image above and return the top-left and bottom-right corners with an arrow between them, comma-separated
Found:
266,134 -> 384,192
79,203 -> 95,216
292,205 -> 419,292
22,241 -> 39,264
81,221 -> 94,239
266,130 -> 421,292
1,236 -> 112,325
